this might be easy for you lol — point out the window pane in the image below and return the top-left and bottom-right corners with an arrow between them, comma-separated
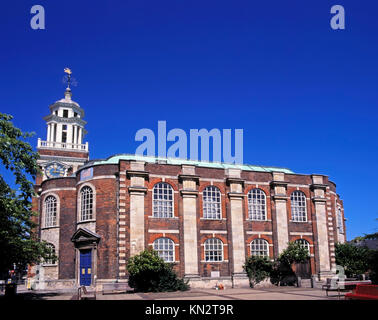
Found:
204,238 -> 223,262
44,196 -> 57,227
44,244 -> 56,265
337,209 -> 344,234
295,239 -> 310,254
153,183 -> 174,218
203,186 -> 221,220
250,239 -> 269,257
248,189 -> 266,220
291,191 -> 307,222
80,186 -> 93,221
153,238 -> 174,262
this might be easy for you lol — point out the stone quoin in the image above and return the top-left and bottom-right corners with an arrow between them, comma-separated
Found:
28,83 -> 346,291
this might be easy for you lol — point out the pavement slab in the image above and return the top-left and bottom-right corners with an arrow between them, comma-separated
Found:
0,285 -> 348,300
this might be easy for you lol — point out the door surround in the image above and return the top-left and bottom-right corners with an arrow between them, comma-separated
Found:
71,228 -> 101,287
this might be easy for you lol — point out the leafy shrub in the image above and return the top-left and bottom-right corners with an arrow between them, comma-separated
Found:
270,261 -> 297,286
243,256 -> 273,287
335,242 -> 371,278
270,242 -> 309,286
126,249 -> 189,292
278,242 -> 309,265
368,250 -> 378,284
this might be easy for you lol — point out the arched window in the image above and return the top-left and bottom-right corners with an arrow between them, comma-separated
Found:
203,186 -> 221,219
204,238 -> 223,262
153,238 -> 175,262
80,186 -> 94,221
250,239 -> 269,257
153,183 -> 174,218
248,189 -> 267,220
44,243 -> 56,265
337,208 -> 344,234
44,196 -> 57,227
291,191 -> 307,222
295,239 -> 310,254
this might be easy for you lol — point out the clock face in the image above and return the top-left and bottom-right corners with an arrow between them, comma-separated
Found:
45,162 -> 65,178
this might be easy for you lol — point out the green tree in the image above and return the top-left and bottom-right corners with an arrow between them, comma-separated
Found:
335,242 -> 372,277
126,248 -> 189,292
271,242 -> 310,286
243,256 -> 273,288
364,232 -> 378,240
277,241 -> 309,265
350,232 -> 378,243
367,250 -> 378,284
0,112 -> 54,277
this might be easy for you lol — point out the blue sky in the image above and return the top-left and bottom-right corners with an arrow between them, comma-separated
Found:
1,0 -> 377,239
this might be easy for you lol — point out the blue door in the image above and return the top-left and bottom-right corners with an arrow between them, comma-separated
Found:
80,249 -> 92,286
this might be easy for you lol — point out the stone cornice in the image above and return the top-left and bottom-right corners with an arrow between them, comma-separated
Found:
71,228 -> 101,244
178,174 -> 200,183
226,177 -> 245,186
270,180 -> 289,187
43,114 -> 87,127
272,194 -> 289,201
227,192 -> 245,199
126,170 -> 149,179
180,189 -> 199,197
37,155 -> 88,163
128,186 -> 148,194
49,102 -> 85,116
310,183 -> 328,191
311,197 -> 327,203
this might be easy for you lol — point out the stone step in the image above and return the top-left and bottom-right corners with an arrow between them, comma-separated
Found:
300,279 -> 312,288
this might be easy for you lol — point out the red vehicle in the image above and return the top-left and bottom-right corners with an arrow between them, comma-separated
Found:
345,284 -> 378,300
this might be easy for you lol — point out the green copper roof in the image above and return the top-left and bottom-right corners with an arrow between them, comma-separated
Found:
83,154 -> 294,174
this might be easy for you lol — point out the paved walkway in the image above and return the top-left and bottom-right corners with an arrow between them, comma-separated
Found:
2,285 -> 345,300
97,287 -> 343,300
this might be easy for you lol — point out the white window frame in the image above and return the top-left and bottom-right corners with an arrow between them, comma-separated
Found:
250,239 -> 269,257
291,191 -> 307,222
203,186 -> 222,220
153,182 -> 174,218
295,239 -> 310,254
78,184 -> 96,222
204,238 -> 224,262
337,208 -> 344,234
43,243 -> 57,266
44,195 -> 58,228
248,188 -> 267,221
153,237 -> 175,262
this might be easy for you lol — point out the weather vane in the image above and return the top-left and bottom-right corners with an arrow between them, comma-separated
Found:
62,67 -> 78,88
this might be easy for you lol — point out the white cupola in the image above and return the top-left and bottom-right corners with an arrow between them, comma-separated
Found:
38,86 -> 89,152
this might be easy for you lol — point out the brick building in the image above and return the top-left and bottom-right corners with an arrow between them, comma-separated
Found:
29,88 -> 346,290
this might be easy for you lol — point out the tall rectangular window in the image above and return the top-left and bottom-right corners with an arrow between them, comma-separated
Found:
337,208 -> 344,234
153,183 -> 174,218
203,186 -> 221,219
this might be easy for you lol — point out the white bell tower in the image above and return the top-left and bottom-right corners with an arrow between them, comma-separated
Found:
36,68 -> 89,182
40,87 -> 88,149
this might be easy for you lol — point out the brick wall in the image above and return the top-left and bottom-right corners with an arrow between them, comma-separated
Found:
35,160 -> 345,282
